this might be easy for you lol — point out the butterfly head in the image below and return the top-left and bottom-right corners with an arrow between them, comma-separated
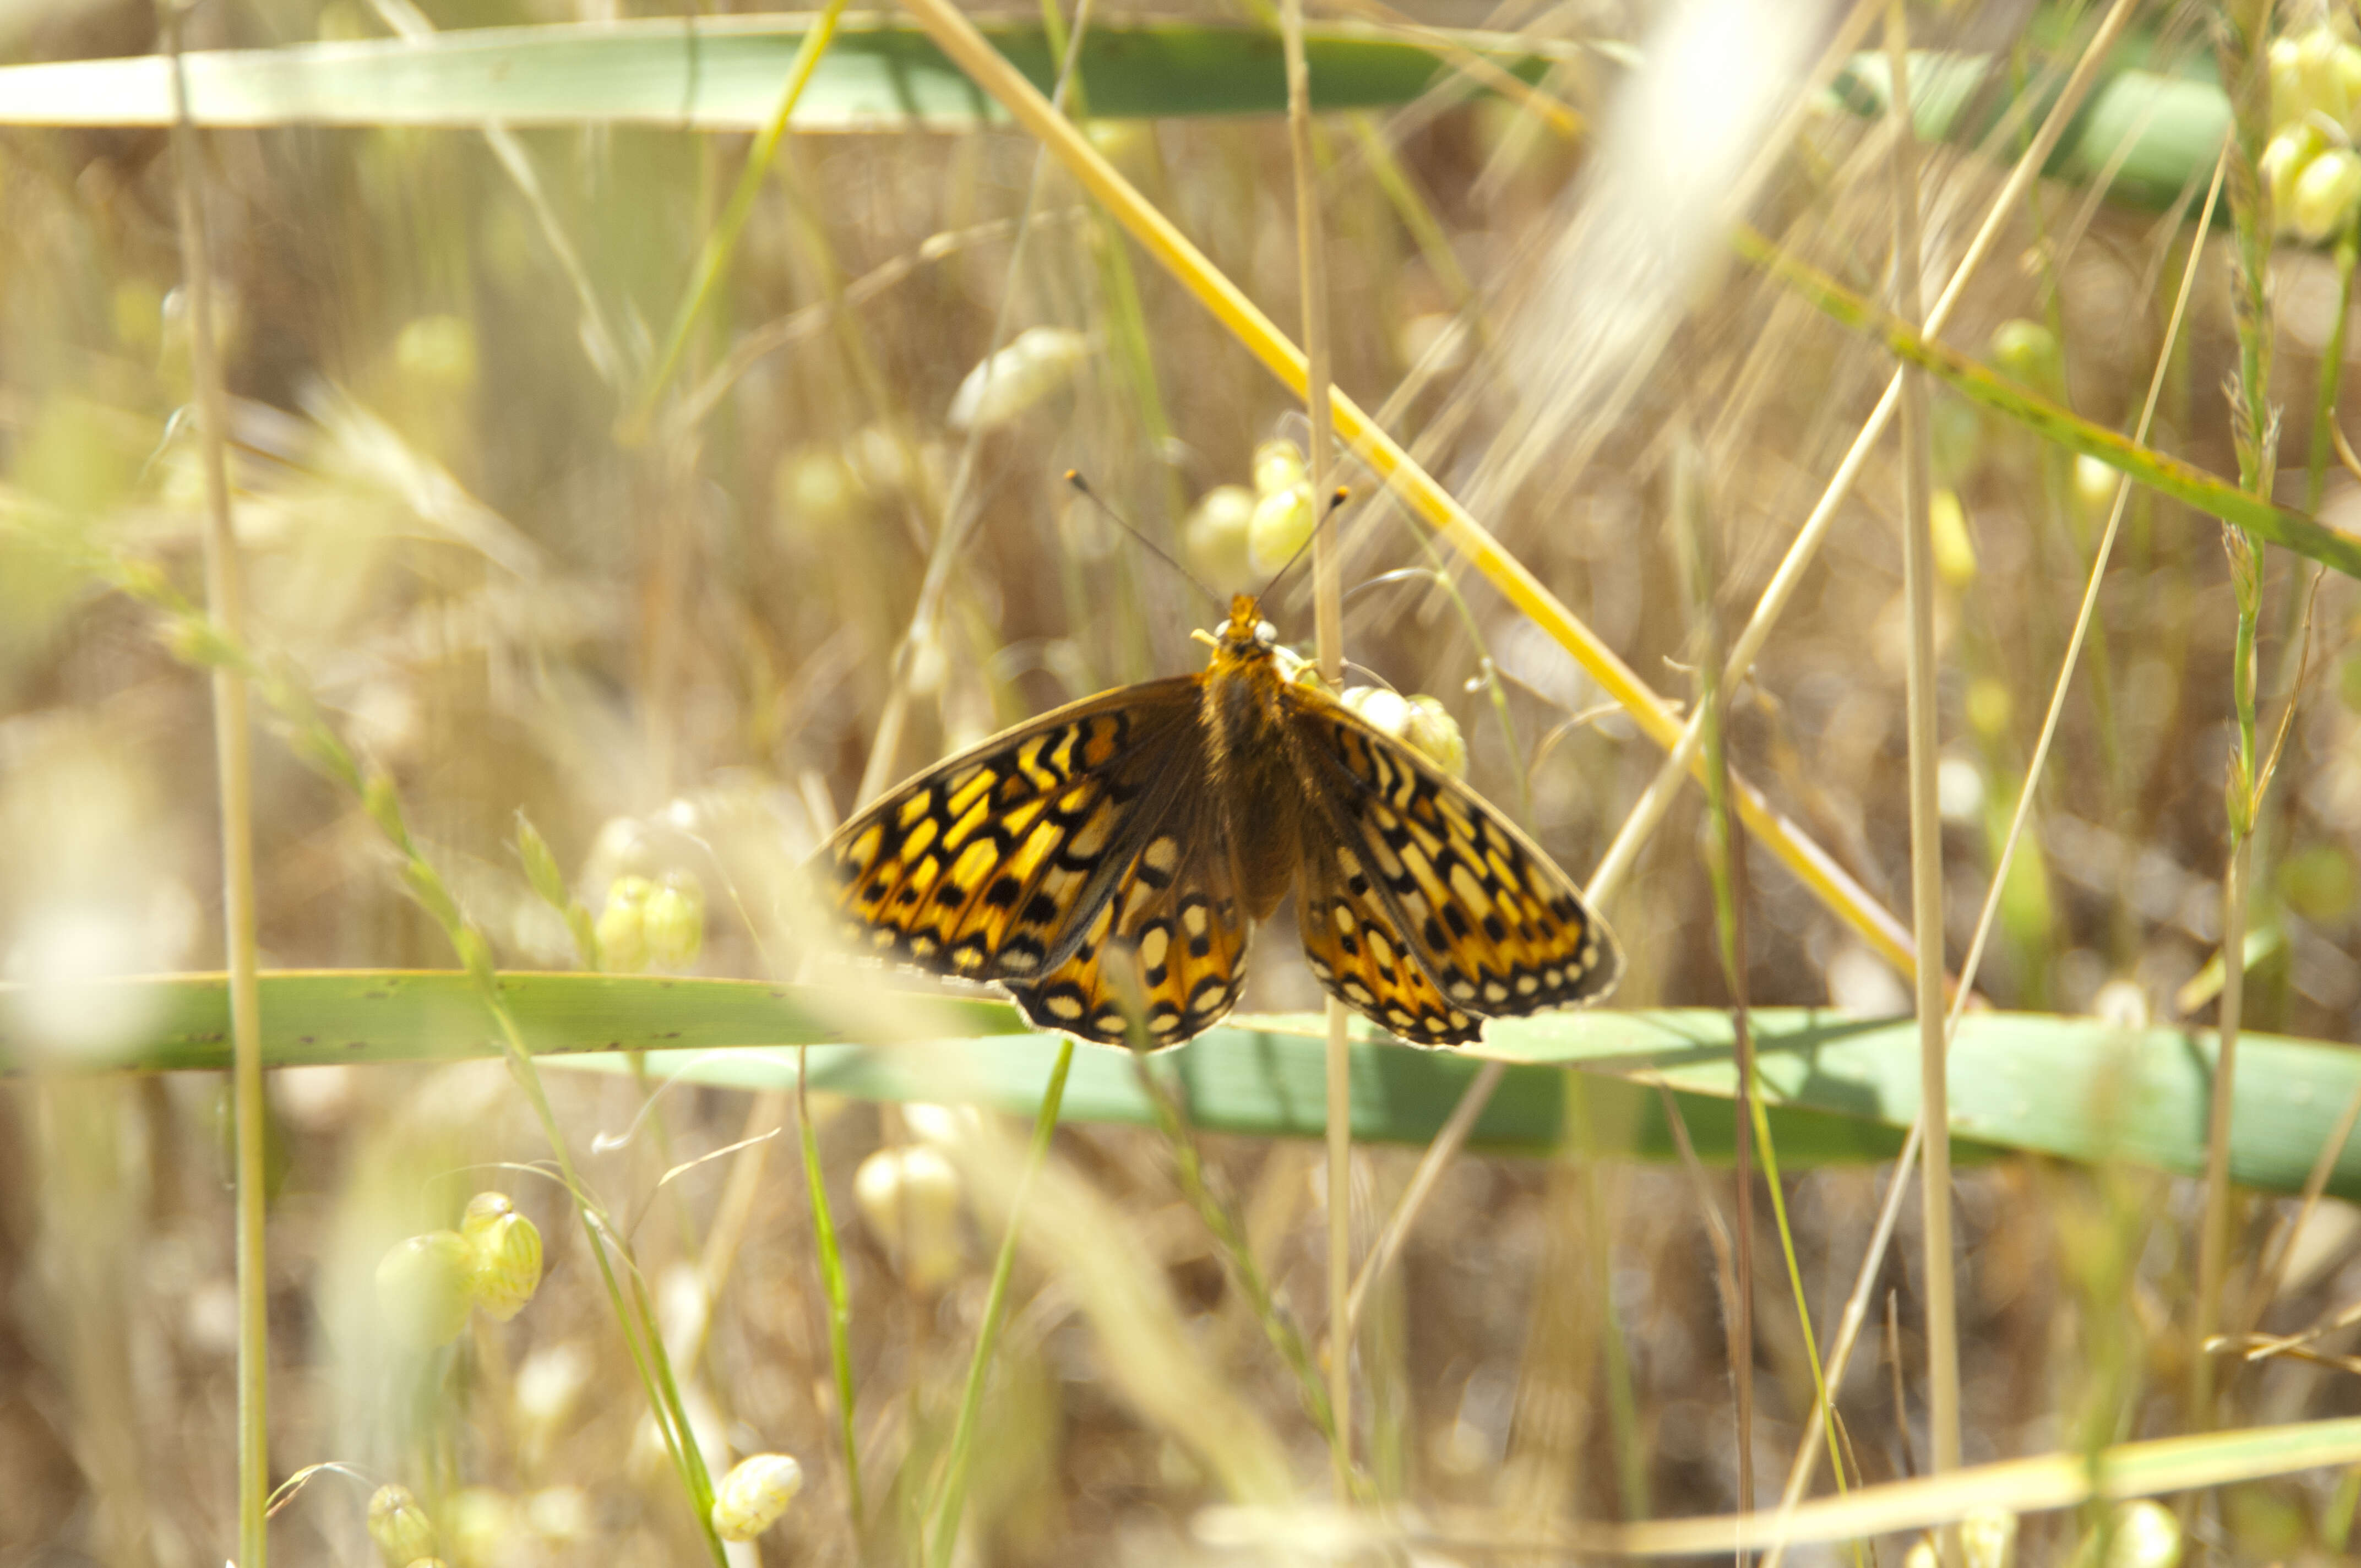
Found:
1219,594 -> 1279,656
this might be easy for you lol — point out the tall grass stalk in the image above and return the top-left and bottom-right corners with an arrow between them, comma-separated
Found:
2195,0 -> 2276,1431
856,0 -> 1096,809
1279,0 -> 1355,1498
1673,443 -> 1756,1523
1761,140 -> 2226,1568
925,1038 -> 1074,1564
1883,9 -> 1962,1547
796,1049 -> 867,1532
624,0 -> 848,438
167,10 -> 268,1560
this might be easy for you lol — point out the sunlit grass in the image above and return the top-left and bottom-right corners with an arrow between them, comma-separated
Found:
5,3 -> 2361,1565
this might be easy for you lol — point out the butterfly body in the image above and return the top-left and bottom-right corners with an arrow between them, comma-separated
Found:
818,594 -> 1620,1049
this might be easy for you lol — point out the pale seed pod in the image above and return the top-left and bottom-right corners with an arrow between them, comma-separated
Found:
513,1341 -> 591,1464
1988,318 -> 2063,398
2072,455 -> 2123,522
1402,696 -> 1468,779
946,326 -> 1091,432
853,1145 -> 964,1291
642,872 -> 706,971
595,874 -> 654,974
375,1231 -> 474,1348
774,444 -> 863,536
444,1488 -> 520,1568
394,314 -> 477,395
2291,145 -> 2361,243
1183,484 -> 1257,590
1247,481 -> 1316,576
366,1483 -> 439,1567
2100,1500 -> 2181,1568
712,1452 -> 804,1542
1930,489 -> 1977,586
2262,123 -> 2327,225
461,1192 -> 542,1322
1960,1505 -> 2019,1568
1251,437 -> 1307,497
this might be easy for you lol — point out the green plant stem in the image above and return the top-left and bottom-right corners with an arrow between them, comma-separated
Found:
624,0 -> 848,438
796,1046 -> 866,1533
925,1037 -> 1074,1566
2195,0 -> 2275,1434
165,13 -> 270,1564
1127,1053 -> 1343,1453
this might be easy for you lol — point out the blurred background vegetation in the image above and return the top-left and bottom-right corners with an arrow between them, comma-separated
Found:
5,0 -> 2361,1563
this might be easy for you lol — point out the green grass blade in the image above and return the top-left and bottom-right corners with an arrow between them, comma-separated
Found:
1735,227 -> 2361,582
13,974 -> 2361,1197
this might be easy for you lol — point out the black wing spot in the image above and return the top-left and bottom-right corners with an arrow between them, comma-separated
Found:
1442,904 -> 1471,939
1481,912 -> 1507,943
982,875 -> 1022,910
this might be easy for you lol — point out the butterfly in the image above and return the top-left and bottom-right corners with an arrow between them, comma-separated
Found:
813,594 -> 1621,1049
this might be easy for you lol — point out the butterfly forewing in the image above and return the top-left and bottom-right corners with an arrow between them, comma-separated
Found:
1286,691 -> 1622,1041
824,678 -> 1201,983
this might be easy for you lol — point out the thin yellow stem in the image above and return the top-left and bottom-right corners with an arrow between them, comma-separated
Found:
1884,7 -> 1961,1543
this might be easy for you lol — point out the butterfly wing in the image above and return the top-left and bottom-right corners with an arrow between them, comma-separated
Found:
818,678 -> 1201,984
1002,785 -> 1252,1049
817,676 -> 1253,1049
1286,688 -> 1622,1045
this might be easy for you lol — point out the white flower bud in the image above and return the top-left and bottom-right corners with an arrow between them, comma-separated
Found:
376,1232 -> 473,1348
712,1452 -> 804,1541
1340,685 -> 1412,739
1183,484 -> 1257,590
853,1145 -> 964,1290
946,326 -> 1091,432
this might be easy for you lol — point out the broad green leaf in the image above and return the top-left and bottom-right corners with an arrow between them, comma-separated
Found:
0,18 -> 1551,129
1835,51 -> 2228,213
9,973 -> 2361,1197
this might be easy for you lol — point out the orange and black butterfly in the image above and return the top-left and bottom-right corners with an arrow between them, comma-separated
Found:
812,593 -> 1620,1049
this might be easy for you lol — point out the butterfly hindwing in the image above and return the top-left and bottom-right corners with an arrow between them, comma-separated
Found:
823,678 -> 1202,983
1004,790 -> 1251,1049
1287,690 -> 1622,1043
1296,824 -> 1479,1045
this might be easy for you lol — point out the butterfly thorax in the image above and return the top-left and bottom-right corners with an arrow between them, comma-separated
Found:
1201,594 -> 1307,922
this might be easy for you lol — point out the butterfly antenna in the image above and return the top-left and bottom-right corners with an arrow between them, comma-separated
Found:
1259,484 -> 1352,609
1064,470 -> 1225,612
